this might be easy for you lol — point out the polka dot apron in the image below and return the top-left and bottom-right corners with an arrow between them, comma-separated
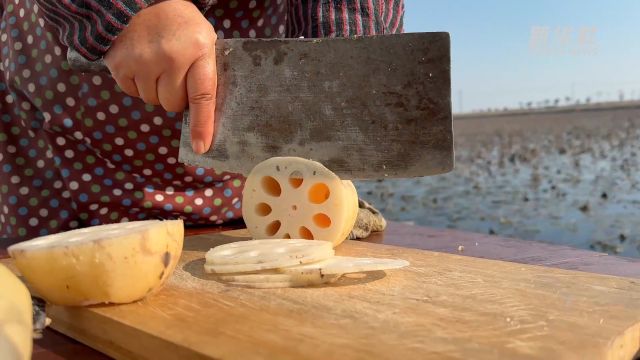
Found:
0,0 -> 289,240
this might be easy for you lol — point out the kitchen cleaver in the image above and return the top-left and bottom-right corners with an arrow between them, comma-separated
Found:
69,33 -> 453,179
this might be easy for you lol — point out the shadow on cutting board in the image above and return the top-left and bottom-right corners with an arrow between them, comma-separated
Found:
182,258 -> 387,288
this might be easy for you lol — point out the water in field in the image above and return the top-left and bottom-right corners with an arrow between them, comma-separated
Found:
356,108 -> 640,258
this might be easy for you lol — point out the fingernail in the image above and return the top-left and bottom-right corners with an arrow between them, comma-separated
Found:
193,140 -> 205,154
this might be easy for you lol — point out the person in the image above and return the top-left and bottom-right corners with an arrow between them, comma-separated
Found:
0,0 -> 404,240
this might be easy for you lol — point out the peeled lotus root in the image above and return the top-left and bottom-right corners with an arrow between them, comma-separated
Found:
242,157 -> 359,247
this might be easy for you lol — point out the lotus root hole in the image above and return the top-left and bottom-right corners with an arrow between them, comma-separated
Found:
283,233 -> 291,239
289,171 -> 304,188
308,183 -> 330,204
313,213 -> 332,228
255,202 -> 272,216
299,226 -> 314,240
261,176 -> 282,197
266,220 -> 281,236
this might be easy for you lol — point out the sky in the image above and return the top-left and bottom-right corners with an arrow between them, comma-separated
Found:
404,0 -> 640,113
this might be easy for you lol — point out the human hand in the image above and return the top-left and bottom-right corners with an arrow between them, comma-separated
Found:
104,0 -> 217,154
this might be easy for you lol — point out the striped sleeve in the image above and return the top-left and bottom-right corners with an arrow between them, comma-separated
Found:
36,0 -> 156,61
289,0 -> 404,38
36,0 -> 217,61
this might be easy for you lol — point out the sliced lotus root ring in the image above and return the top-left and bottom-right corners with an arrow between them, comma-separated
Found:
242,157 -> 359,247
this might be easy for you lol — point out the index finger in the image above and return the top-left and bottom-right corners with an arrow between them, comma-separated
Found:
186,52 -> 217,154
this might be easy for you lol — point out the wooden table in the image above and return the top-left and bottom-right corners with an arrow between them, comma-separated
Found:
2,221 -> 639,359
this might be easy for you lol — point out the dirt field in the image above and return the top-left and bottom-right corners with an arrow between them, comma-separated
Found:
356,102 -> 640,258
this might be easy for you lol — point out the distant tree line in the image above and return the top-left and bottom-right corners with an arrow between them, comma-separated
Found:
471,89 -> 637,113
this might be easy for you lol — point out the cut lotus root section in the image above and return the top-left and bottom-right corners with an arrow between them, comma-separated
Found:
204,247 -> 334,274
203,239 -> 410,288
0,264 -> 32,360
278,256 -> 410,276
242,157 -> 359,247
7,220 -> 184,306
205,239 -> 333,266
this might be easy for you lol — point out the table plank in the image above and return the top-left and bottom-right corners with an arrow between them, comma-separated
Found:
364,222 -> 640,279
2,221 -> 639,359
23,231 -> 640,359
33,329 -> 110,360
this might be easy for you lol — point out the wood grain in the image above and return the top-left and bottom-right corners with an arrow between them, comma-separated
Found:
4,229 -> 640,360
371,222 -> 640,279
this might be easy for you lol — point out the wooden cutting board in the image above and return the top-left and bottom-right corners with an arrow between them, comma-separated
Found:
4,229 -> 640,360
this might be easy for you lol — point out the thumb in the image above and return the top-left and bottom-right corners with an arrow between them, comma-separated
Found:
186,53 -> 217,154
